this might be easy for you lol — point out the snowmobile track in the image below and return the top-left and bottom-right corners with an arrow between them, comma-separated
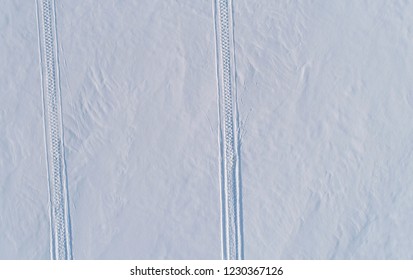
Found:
36,0 -> 72,260
213,0 -> 244,260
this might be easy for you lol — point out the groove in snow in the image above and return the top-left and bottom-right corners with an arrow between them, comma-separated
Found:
36,0 -> 72,260
213,0 -> 244,260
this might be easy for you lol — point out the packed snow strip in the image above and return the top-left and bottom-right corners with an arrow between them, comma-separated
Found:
36,0 -> 72,260
214,0 -> 243,260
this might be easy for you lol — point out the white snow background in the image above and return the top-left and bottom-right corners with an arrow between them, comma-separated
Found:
1,0 -> 413,259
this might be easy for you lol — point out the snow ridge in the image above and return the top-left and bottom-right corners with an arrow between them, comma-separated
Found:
214,0 -> 243,260
36,0 -> 72,260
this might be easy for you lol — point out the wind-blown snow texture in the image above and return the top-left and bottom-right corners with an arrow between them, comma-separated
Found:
235,0 -> 413,259
0,1 -> 50,259
1,0 -> 413,259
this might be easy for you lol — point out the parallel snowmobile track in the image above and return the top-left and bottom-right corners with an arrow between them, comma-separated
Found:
36,0 -> 72,260
213,0 -> 244,260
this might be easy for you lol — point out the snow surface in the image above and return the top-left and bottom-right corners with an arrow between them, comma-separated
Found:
0,1 -> 50,259
1,0 -> 413,259
235,0 -> 413,259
